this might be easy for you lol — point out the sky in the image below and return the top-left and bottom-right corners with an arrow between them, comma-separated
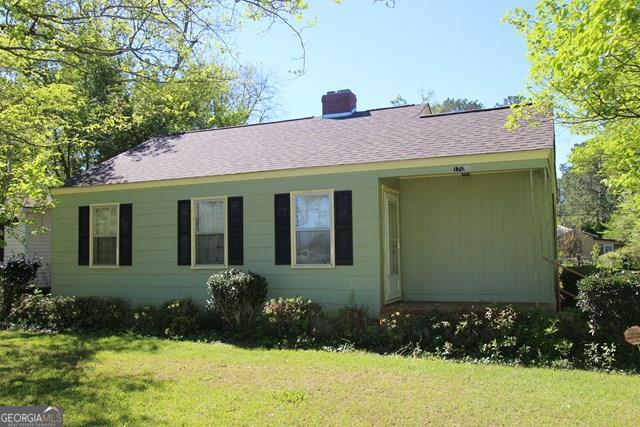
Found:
231,0 -> 585,172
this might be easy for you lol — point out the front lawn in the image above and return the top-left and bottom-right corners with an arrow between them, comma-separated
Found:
1,331 -> 638,425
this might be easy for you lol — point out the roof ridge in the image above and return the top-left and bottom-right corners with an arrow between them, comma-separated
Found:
160,105 -> 522,139
172,103 -> 432,137
366,103 -> 418,112
165,103 -> 424,138
170,115 -> 317,136
419,105 -> 512,118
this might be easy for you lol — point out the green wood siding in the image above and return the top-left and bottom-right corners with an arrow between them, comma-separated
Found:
52,173 -> 382,311
399,170 -> 555,303
51,158 -> 556,312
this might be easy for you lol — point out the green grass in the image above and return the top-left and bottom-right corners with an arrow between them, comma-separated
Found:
1,331 -> 639,426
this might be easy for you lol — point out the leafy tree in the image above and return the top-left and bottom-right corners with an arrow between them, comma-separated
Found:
431,98 -> 483,114
495,96 -> 525,107
0,0 -> 309,78
0,0 -> 309,240
390,92 -> 484,113
0,79 -> 79,230
507,0 -> 640,250
607,197 -> 640,244
558,160 -> 617,231
51,61 -> 275,180
569,123 -> 640,242
390,95 -> 409,106
505,0 -> 640,129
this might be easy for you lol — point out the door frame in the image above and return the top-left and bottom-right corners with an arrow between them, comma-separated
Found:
382,185 -> 402,303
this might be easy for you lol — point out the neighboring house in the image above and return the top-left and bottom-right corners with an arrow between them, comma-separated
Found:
557,225 -> 624,260
1,210 -> 52,289
51,90 -> 557,313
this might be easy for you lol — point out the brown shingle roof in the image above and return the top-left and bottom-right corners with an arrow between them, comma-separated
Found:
66,105 -> 553,187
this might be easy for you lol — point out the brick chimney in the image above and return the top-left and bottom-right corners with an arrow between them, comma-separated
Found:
321,89 -> 357,117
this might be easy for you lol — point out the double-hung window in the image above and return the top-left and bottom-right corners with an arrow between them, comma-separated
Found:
91,204 -> 119,266
192,197 -> 227,267
292,190 -> 334,267
601,243 -> 614,254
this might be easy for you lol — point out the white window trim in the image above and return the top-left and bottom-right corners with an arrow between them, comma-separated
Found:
191,196 -> 228,269
602,243 -> 614,254
89,203 -> 120,269
290,189 -> 335,269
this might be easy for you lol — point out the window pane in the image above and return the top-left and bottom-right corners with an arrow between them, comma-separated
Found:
94,205 -> 117,236
197,200 -> 225,233
296,230 -> 330,264
296,194 -> 330,229
93,236 -> 117,265
388,200 -> 399,274
196,234 -> 224,264
92,205 -> 117,266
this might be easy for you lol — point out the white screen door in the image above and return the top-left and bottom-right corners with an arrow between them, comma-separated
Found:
383,189 -> 402,303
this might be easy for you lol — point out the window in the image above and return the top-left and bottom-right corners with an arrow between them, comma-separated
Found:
601,243 -> 614,254
91,204 -> 118,266
192,198 -> 227,267
292,190 -> 334,267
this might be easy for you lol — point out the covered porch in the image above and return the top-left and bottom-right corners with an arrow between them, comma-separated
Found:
378,167 -> 557,312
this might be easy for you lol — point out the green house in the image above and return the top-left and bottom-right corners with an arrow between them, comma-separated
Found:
51,90 -> 558,314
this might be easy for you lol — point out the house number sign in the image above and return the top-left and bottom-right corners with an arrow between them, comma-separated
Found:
452,165 -> 471,173
624,326 -> 640,346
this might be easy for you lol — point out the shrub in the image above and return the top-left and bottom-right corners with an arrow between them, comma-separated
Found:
6,292 -> 76,330
263,297 -> 322,342
576,271 -> 640,368
0,254 -> 41,319
577,271 -> 640,340
374,306 -> 585,365
72,296 -> 131,331
583,342 -> 619,371
206,269 -> 268,327
157,299 -> 201,338
379,311 -> 423,350
597,245 -> 640,271
328,306 -> 370,341
560,262 -> 600,308
131,305 -> 159,335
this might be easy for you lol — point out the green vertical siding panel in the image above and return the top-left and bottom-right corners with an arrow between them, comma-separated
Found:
399,171 -> 555,304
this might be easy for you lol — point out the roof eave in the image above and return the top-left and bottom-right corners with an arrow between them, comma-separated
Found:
52,148 -> 554,195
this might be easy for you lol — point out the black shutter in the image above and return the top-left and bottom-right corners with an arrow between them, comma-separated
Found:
119,204 -> 133,266
78,206 -> 90,265
177,200 -> 191,265
227,196 -> 244,265
334,190 -> 353,265
274,193 -> 291,265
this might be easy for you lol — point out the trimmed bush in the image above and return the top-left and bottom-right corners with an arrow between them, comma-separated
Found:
577,271 -> 640,339
131,305 -> 159,335
157,299 -> 201,338
597,245 -> 640,271
577,271 -> 640,368
0,254 -> 41,319
73,296 -> 131,331
5,294 -> 131,332
328,306 -> 370,341
206,269 -> 268,327
375,306 -> 586,366
263,297 -> 322,342
6,292 -> 76,330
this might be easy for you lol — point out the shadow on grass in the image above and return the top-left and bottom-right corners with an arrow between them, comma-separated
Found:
0,332 -> 163,425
